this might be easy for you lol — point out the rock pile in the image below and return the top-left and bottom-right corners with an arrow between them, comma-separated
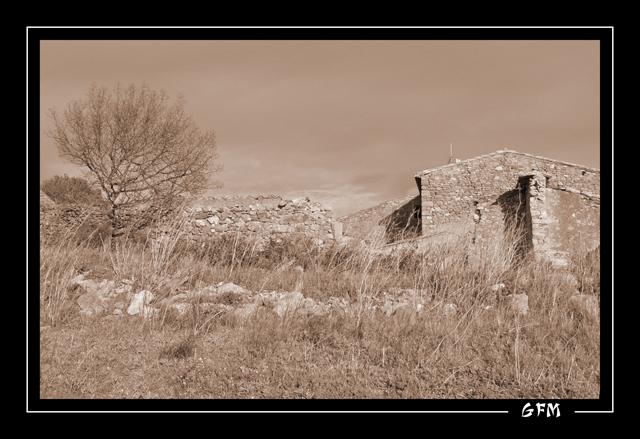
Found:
67,270 -> 598,327
40,193 -> 342,247
162,195 -> 340,245
68,273 -> 466,326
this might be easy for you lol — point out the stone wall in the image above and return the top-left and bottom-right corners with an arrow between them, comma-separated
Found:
40,191 -> 342,245
173,195 -> 340,244
40,190 -> 112,243
338,194 -> 421,242
413,149 -> 600,261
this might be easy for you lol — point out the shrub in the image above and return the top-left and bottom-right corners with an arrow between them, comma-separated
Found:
41,174 -> 106,206
70,218 -> 113,248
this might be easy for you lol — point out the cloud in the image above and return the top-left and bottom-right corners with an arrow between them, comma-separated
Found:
38,40 -> 601,218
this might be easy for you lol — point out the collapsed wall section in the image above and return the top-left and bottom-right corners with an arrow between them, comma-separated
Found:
40,192 -> 341,245
338,194 -> 421,243
173,195 -> 339,244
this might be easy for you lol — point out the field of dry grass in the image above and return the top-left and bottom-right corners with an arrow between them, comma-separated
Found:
37,207 -> 601,401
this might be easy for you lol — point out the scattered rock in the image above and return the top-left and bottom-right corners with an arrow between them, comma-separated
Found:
253,294 -> 265,306
491,283 -> 506,292
168,302 -> 190,319
505,293 -> 529,316
552,258 -> 568,268
391,304 -> 419,326
104,314 -> 123,321
70,273 -> 85,286
443,303 -> 457,318
219,283 -> 247,295
77,279 -> 116,316
127,290 -> 155,316
235,304 -> 259,320
381,300 -> 409,317
113,308 -> 123,315
569,294 -> 599,319
275,291 -> 305,317
168,293 -> 188,304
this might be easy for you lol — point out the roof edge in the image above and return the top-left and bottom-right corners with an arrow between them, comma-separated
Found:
414,149 -> 600,177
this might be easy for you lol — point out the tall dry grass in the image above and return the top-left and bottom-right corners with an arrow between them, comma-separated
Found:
39,202 -> 600,398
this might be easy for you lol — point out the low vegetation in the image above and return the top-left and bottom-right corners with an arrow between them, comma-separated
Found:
38,205 -> 600,399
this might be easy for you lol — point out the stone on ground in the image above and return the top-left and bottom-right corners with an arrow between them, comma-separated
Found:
506,293 -> 529,315
275,291 -> 305,317
234,304 -> 259,320
219,283 -> 247,295
127,290 -> 155,316
253,294 -> 265,306
381,300 -> 408,317
443,303 -> 457,318
569,294 -> 599,319
76,279 -> 116,317
391,304 -> 419,326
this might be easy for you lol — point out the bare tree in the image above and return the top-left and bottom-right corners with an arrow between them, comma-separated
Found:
45,83 -> 223,238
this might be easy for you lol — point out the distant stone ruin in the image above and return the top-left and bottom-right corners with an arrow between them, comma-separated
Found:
341,149 -> 600,265
40,149 -> 600,263
39,191 -> 342,245
165,195 -> 340,244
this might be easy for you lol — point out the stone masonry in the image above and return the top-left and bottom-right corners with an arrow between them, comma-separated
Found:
40,192 -> 343,245
171,195 -> 340,244
339,194 -> 421,242
40,190 -> 111,243
413,149 -> 600,262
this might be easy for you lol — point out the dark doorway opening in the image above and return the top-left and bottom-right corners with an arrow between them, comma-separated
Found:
494,176 -> 533,262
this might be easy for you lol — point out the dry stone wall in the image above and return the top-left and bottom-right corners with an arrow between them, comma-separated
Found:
173,195 -> 339,244
339,194 -> 421,242
40,190 -> 111,242
413,149 -> 600,261
40,191 -> 341,245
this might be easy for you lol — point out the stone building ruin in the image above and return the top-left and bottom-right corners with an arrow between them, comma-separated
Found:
40,191 -> 343,246
40,149 -> 600,264
414,149 -> 600,263
359,149 -> 600,265
340,149 -> 600,265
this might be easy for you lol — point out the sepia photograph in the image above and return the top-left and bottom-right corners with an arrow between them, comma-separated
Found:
32,27 -> 610,413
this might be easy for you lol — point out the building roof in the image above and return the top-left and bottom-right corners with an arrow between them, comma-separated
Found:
414,149 -> 600,177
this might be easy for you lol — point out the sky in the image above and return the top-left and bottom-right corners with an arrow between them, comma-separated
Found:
38,38 -> 602,218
